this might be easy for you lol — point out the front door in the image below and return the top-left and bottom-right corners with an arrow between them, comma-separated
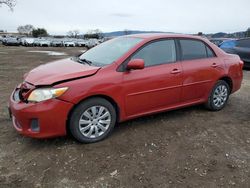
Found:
122,39 -> 183,117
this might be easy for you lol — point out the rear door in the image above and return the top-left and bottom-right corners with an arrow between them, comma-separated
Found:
122,39 -> 183,117
178,39 -> 223,103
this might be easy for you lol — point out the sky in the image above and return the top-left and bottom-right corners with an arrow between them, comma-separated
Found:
0,0 -> 250,35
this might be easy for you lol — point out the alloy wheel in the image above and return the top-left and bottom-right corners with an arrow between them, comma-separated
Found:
213,85 -> 228,108
78,106 -> 111,139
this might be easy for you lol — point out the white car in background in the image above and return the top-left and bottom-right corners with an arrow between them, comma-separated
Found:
3,37 -> 20,46
51,39 -> 63,47
0,36 -> 3,44
37,38 -> 51,47
75,39 -> 88,47
33,38 -> 42,46
63,39 -> 76,47
85,39 -> 99,48
21,37 -> 35,46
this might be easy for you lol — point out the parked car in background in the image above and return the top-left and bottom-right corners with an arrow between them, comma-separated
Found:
219,38 -> 250,68
209,38 -> 234,46
219,40 -> 237,53
33,38 -> 42,46
51,39 -> 63,47
2,37 -> 7,44
3,37 -> 20,46
21,37 -> 35,46
75,39 -> 88,47
0,36 -> 3,44
9,34 -> 243,143
85,39 -> 98,48
37,38 -> 51,47
63,39 -> 76,47
1,35 -> 104,48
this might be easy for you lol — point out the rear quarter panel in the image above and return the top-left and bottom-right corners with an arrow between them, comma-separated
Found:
206,41 -> 243,94
223,54 -> 243,93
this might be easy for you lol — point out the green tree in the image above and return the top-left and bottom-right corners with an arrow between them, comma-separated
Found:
32,28 -> 48,37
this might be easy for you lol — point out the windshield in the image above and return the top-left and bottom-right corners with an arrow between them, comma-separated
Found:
79,37 -> 143,66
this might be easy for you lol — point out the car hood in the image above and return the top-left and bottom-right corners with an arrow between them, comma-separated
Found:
25,58 -> 101,86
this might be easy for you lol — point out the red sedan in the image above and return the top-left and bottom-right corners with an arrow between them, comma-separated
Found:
9,34 -> 243,143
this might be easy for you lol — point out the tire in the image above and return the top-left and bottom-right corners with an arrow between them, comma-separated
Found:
69,97 -> 117,143
205,80 -> 230,111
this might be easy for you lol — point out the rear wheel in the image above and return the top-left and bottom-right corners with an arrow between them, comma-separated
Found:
205,80 -> 230,111
69,98 -> 116,143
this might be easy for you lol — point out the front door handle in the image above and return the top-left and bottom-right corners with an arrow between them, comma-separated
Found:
171,69 -> 181,74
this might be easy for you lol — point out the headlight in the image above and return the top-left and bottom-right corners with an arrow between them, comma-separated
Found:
27,87 -> 68,102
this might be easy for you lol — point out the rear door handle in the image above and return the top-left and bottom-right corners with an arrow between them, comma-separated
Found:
211,63 -> 218,68
171,68 -> 181,74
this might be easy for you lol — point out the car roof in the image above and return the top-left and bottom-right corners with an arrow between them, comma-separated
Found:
126,33 -> 206,40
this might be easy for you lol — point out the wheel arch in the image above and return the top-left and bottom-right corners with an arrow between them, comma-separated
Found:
66,94 -> 120,135
218,76 -> 233,93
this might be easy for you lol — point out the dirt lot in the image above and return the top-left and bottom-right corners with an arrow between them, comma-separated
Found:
0,46 -> 250,188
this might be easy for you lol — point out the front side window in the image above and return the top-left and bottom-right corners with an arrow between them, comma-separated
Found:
131,40 -> 176,67
206,46 -> 216,58
180,39 -> 207,60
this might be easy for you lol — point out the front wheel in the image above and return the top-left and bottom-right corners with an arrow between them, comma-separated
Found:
69,98 -> 117,143
205,80 -> 230,111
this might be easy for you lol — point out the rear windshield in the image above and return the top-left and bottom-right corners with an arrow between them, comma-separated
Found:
79,37 -> 143,66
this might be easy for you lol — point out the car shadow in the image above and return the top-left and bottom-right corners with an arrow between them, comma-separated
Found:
112,104 -> 207,135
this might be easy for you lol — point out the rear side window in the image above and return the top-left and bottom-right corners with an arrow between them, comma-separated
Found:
180,40 -> 207,60
131,40 -> 176,67
236,39 -> 250,48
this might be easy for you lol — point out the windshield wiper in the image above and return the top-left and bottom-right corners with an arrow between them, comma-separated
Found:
79,58 -> 92,65
75,56 -> 93,65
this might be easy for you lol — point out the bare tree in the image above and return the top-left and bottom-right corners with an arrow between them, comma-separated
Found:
17,24 -> 35,35
73,30 -> 80,38
0,0 -> 16,11
86,29 -> 103,39
67,30 -> 80,38
67,30 -> 74,38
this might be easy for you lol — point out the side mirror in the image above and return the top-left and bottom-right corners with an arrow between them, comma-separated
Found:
127,59 -> 145,70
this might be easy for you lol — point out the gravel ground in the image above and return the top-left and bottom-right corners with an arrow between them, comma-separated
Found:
0,46 -> 250,188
